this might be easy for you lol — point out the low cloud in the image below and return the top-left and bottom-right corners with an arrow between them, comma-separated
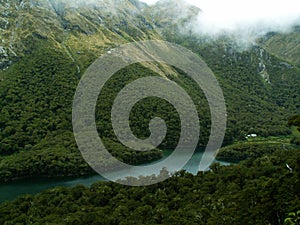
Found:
189,0 -> 300,44
144,0 -> 300,47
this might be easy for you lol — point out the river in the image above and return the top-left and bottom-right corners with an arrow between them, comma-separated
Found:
0,150 -> 231,203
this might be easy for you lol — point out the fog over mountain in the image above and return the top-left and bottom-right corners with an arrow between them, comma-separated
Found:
143,0 -> 300,47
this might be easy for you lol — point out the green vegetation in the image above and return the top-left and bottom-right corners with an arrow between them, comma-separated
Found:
291,127 -> 300,145
0,132 -> 91,182
96,63 -> 211,150
288,115 -> 300,145
0,0 -> 299,183
1,33 -> 300,181
0,1 -> 299,224
259,30 -> 300,67
0,148 -> 299,225
170,35 -> 300,140
216,138 -> 293,162
289,115 -> 300,127
284,211 -> 300,225
0,46 -> 167,182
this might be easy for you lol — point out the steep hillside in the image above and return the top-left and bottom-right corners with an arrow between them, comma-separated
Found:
0,0 -> 299,182
148,0 -> 300,134
259,28 -> 300,67
0,0 -> 166,182
0,0 -> 160,69
180,37 -> 300,137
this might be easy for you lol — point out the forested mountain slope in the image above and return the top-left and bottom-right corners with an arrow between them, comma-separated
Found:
259,29 -> 300,67
0,0 -> 299,182
0,0 -> 165,181
148,0 -> 300,138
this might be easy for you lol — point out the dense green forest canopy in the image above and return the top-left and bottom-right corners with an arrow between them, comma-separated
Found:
216,139 -> 295,162
0,148 -> 299,225
0,1 -> 299,224
288,115 -> 300,127
1,34 -> 300,181
0,0 -> 299,183
288,115 -> 300,145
